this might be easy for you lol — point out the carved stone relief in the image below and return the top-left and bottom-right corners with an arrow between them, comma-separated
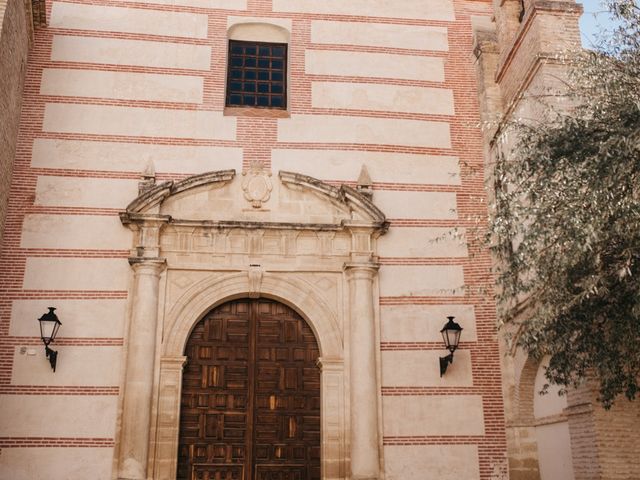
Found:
242,163 -> 273,209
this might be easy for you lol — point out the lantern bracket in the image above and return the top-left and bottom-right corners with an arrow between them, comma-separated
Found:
439,352 -> 454,377
45,345 -> 58,372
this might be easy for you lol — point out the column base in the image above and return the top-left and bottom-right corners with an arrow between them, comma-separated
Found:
117,458 -> 145,480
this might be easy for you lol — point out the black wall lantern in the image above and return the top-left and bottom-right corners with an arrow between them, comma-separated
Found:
439,316 -> 462,377
38,307 -> 62,372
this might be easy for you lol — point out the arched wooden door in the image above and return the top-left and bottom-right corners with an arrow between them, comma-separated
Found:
177,299 -> 321,480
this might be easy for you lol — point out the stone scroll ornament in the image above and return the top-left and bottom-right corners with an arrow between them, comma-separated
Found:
242,162 -> 273,208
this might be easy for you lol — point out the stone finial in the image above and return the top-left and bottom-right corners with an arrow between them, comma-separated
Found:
138,161 -> 156,194
356,165 -> 373,199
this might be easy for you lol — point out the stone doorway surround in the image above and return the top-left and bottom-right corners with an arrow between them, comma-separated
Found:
114,169 -> 389,480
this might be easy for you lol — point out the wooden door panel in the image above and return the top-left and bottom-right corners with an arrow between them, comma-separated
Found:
178,299 -> 320,480
255,465 -> 306,480
254,301 -> 320,480
193,463 -> 244,480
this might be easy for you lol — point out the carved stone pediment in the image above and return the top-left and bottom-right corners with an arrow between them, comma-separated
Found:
120,169 -> 388,267
120,169 -> 387,230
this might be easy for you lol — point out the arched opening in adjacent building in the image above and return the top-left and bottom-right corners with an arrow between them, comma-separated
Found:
533,357 -> 575,480
177,298 -> 321,480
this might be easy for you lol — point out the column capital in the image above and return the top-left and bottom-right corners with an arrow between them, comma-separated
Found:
343,262 -> 379,279
129,257 -> 167,274
343,221 -> 379,233
160,355 -> 188,370
316,356 -> 344,371
120,212 -> 172,229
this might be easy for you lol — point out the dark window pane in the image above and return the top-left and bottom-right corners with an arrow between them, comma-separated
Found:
226,40 -> 287,109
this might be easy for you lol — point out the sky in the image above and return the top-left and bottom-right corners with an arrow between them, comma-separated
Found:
579,0 -> 622,48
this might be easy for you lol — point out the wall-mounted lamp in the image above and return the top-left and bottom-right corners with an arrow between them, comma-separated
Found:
38,307 -> 62,372
439,316 -> 462,377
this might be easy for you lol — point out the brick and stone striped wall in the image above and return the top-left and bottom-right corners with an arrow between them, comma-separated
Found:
0,1 -> 507,478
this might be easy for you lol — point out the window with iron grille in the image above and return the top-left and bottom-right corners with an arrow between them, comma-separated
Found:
226,40 -> 287,109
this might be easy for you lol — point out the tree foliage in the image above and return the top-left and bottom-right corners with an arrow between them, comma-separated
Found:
490,0 -> 640,407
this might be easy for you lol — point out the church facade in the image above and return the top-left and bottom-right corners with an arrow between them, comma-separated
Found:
0,0 -> 637,479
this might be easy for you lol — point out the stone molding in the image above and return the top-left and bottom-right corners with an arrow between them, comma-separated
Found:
122,169 -> 236,215
279,171 -> 388,226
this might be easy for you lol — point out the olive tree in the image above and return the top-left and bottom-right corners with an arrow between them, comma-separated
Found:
489,0 -> 640,407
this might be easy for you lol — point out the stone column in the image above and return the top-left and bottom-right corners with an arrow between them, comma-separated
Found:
118,258 -> 166,480
345,263 -> 381,480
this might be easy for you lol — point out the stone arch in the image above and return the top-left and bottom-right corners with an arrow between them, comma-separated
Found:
531,356 -> 575,480
152,272 -> 347,480
163,271 -> 343,360
516,354 -> 539,422
510,353 -> 576,480
504,349 -> 543,480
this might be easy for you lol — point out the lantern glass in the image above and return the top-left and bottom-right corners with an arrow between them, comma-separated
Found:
38,307 -> 61,345
440,316 -> 463,353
